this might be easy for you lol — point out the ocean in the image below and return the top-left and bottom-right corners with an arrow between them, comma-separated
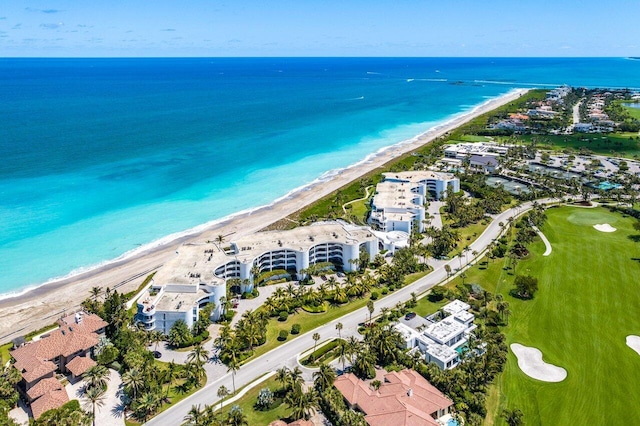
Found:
1,57 -> 639,296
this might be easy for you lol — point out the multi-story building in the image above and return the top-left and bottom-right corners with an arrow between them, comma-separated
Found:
396,300 -> 477,370
136,221 -> 379,334
10,312 -> 107,419
369,171 -> 459,235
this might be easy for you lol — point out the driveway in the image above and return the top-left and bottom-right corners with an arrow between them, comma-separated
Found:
66,368 -> 125,426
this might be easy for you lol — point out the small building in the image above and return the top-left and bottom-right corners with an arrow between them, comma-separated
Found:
334,369 -> 453,426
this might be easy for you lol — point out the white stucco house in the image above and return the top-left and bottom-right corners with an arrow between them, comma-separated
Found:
396,299 -> 477,370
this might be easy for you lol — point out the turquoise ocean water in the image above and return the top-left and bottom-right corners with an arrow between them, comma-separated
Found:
1,58 -> 639,296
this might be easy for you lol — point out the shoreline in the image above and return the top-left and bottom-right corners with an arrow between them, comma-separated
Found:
0,88 -> 528,344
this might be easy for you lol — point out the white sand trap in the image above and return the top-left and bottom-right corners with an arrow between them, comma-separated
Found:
593,223 -> 616,232
511,343 -> 567,382
626,336 -> 640,356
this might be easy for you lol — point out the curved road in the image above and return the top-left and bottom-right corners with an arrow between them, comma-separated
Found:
146,198 -> 555,426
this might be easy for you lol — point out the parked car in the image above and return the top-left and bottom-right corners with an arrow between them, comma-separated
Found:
405,312 -> 417,320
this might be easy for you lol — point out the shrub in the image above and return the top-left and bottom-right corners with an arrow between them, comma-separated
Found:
370,291 -> 379,300
278,330 -> 288,341
255,387 -> 274,410
290,324 -> 301,334
428,286 -> 446,302
381,287 -> 389,295
97,345 -> 119,365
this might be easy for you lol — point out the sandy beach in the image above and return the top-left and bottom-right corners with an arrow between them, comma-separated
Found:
0,88 -> 527,344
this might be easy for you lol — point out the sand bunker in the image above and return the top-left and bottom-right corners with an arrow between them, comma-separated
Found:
626,336 -> 640,356
593,223 -> 616,232
511,343 -> 567,382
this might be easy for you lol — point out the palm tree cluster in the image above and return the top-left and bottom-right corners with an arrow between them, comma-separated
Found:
0,364 -> 22,424
82,365 -> 110,426
216,309 -> 269,367
183,403 -> 249,426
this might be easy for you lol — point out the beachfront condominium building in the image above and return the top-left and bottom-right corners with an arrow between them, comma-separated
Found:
135,247 -> 228,335
136,221 -> 379,334
443,142 -> 509,173
369,171 -> 459,235
395,300 -> 477,370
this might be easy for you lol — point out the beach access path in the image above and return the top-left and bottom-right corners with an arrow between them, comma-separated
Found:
146,198 -> 556,426
0,89 -> 528,345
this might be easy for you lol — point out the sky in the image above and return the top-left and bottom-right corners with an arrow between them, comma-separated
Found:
1,0 -> 639,57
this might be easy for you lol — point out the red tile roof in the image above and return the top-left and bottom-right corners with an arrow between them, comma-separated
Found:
10,312 -> 106,384
30,388 -> 69,420
65,355 -> 96,377
334,369 -> 452,426
26,377 -> 63,401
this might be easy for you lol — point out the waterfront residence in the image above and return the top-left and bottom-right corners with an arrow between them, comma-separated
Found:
395,300 -> 477,370
10,312 -> 107,419
334,369 -> 453,426
136,221 -> 379,334
369,171 -> 459,234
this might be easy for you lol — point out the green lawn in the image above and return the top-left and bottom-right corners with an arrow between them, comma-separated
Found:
498,133 -> 640,157
619,101 -> 640,120
484,206 -> 640,425
217,376 -> 290,425
250,297 -> 371,361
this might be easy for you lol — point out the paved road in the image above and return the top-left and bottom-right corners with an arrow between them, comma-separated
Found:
146,199 -> 555,426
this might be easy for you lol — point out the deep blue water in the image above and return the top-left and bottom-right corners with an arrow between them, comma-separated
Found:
1,57 -> 638,295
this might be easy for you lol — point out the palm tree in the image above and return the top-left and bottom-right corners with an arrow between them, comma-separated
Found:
313,364 -> 336,392
338,341 -> 349,372
226,405 -> 249,426
90,286 -> 103,301
84,365 -> 110,391
216,234 -> 225,245
83,384 -> 106,426
275,366 -> 290,393
285,389 -> 320,421
136,391 -> 160,421
184,404 -> 204,426
149,330 -> 164,352
187,343 -> 210,366
502,408 -> 524,426
217,385 -> 230,412
335,322 -> 343,340
186,361 -> 206,387
289,366 -> 304,394
227,358 -> 240,393
122,367 -> 144,400
366,300 -> 374,324
312,332 -> 321,354
165,361 -> 178,400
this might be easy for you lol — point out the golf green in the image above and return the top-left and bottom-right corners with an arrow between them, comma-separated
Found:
487,206 -> 640,425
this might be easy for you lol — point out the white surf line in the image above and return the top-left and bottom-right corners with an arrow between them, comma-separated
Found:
531,224 -> 552,256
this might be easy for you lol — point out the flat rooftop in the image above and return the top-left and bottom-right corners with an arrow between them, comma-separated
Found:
442,300 -> 471,315
232,221 -> 375,259
421,338 -> 458,362
383,170 -> 455,183
423,317 -> 467,344
372,182 -> 422,209
152,221 -> 376,287
155,286 -> 204,312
